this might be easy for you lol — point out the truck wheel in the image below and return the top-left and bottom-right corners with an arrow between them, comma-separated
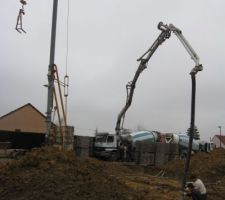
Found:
110,152 -> 118,161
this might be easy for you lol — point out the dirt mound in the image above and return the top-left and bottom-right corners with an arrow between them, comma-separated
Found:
161,148 -> 225,200
0,147 -> 224,200
0,147 -> 141,200
162,148 -> 225,181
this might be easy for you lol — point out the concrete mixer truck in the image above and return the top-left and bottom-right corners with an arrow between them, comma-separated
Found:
93,130 -> 160,161
165,133 -> 200,157
165,133 -> 215,157
94,21 -> 203,161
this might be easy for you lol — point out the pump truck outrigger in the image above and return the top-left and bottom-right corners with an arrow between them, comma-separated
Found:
94,22 -> 203,161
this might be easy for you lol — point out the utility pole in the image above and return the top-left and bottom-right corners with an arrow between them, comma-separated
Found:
218,126 -> 221,148
46,0 -> 58,143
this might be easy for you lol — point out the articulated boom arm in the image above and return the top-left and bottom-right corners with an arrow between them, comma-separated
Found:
115,22 -> 171,135
168,24 -> 203,74
115,22 -> 203,136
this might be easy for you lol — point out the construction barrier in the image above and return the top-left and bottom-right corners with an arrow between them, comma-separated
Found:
74,136 -> 94,158
134,142 -> 179,166
54,126 -> 74,151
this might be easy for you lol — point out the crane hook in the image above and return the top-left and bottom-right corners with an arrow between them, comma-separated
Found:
15,0 -> 27,33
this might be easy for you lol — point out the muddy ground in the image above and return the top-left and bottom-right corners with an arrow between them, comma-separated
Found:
0,147 -> 224,200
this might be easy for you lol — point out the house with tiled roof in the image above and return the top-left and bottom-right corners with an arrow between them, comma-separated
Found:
0,103 -> 46,149
212,134 -> 225,149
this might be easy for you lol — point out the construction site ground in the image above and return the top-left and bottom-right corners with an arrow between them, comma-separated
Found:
0,147 -> 224,200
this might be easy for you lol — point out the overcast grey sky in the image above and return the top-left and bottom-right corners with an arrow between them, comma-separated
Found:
1,0 -> 225,141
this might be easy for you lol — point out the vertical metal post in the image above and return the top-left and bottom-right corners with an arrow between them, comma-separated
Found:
180,73 -> 196,200
46,0 -> 58,142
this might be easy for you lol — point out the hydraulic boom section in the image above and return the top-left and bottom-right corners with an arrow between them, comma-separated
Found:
115,22 -> 203,136
115,22 -> 171,136
168,23 -> 203,75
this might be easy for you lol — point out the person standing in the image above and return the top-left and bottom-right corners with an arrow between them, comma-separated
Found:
123,144 -> 127,162
190,174 -> 207,200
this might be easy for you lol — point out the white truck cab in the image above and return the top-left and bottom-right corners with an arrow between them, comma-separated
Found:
94,133 -> 118,160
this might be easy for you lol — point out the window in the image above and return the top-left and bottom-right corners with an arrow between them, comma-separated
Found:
107,136 -> 114,143
95,135 -> 107,143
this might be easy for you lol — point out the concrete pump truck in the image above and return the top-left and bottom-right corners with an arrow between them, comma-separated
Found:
94,22 -> 202,161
